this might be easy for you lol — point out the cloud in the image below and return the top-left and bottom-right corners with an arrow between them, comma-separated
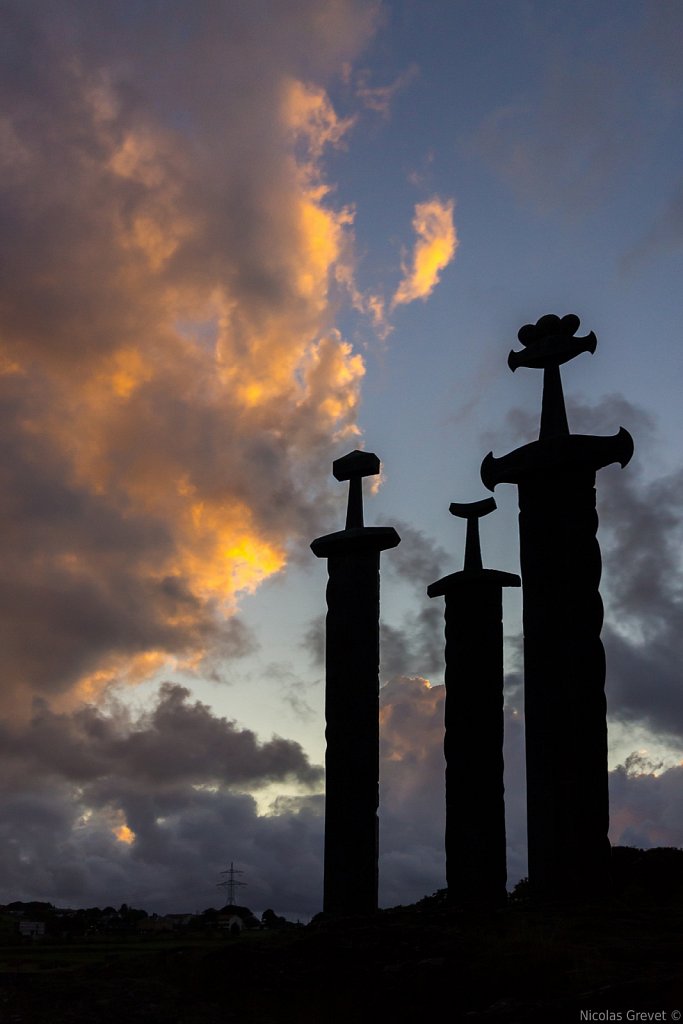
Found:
0,682 -> 324,917
303,520 -> 449,680
378,675 -> 528,903
610,760 -> 683,850
381,521 -> 451,680
392,197 -> 457,307
0,1 -> 381,714
487,392 -> 683,742
379,676 -> 447,904
467,15 -> 649,217
2,682 -> 322,791
1,669 -> 678,919
355,64 -> 419,117
598,456 -> 683,740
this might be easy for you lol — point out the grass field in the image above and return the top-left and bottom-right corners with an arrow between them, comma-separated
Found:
1,893 -> 682,1023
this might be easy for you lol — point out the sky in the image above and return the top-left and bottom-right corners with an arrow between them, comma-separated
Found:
1,0 -> 683,921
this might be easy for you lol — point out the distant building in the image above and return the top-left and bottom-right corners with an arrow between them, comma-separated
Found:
19,920 -> 45,938
218,913 -> 244,933
138,915 -> 175,933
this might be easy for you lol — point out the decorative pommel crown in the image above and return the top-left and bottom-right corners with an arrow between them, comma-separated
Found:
449,497 -> 497,571
332,450 -> 380,529
508,313 -> 597,439
508,313 -> 597,372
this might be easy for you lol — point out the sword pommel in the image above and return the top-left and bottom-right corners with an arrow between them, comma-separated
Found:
332,450 -> 381,530
448,496 -> 498,570
508,313 -> 597,373
449,497 -> 497,521
332,450 -> 380,481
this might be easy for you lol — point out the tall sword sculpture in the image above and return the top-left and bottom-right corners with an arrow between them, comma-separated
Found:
311,450 -> 400,914
481,313 -> 634,899
428,498 -> 520,905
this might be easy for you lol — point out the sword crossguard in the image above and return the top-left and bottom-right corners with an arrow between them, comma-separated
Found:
449,497 -> 497,571
332,450 -> 381,530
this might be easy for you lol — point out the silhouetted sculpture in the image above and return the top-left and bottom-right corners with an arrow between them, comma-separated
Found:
428,498 -> 520,905
481,314 -> 633,899
311,451 -> 400,914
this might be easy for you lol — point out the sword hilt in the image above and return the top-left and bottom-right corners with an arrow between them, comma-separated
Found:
449,497 -> 497,570
507,313 -> 597,439
333,450 -> 381,529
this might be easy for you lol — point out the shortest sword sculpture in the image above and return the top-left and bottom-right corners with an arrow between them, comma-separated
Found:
481,313 -> 634,899
311,450 -> 400,915
428,498 -> 520,906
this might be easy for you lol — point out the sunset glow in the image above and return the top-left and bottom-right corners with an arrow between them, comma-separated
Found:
113,824 -> 136,846
393,198 -> 457,306
2,0 -> 682,921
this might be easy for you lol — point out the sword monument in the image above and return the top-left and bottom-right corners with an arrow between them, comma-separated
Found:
311,450 -> 400,914
481,313 -> 633,899
428,498 -> 520,905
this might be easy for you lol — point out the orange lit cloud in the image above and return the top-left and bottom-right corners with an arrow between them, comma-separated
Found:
392,197 -> 457,306
114,823 -> 136,845
380,675 -> 443,764
0,2 -> 377,715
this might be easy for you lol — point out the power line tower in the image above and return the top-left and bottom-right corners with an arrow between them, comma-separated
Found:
217,862 -> 246,907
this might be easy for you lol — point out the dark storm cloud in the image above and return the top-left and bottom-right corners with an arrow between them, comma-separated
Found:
0,682 -> 324,917
382,520 -> 450,680
0,682 -> 322,789
0,779 -> 325,920
378,676 -> 446,904
543,396 -> 683,740
610,760 -> 683,849
378,675 -> 529,903
599,458 -> 683,738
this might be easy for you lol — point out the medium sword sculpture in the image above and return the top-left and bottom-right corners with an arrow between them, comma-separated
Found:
428,497 -> 520,905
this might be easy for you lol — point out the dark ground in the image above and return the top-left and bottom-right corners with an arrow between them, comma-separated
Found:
1,885 -> 682,1024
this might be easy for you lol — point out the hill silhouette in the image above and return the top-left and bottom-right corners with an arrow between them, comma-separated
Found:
1,847 -> 682,1023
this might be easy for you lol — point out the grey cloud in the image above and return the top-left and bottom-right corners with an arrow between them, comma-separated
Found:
0,779 -> 325,920
566,398 -> 683,738
1,682 -> 322,790
1,669 -> 678,919
389,520 -> 450,584
378,675 -> 529,902
487,391 -> 683,741
301,614 -> 325,668
484,391 -> 651,456
303,520 -> 448,681
0,682 -> 325,917
610,762 -> 683,849
382,521 -> 450,681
